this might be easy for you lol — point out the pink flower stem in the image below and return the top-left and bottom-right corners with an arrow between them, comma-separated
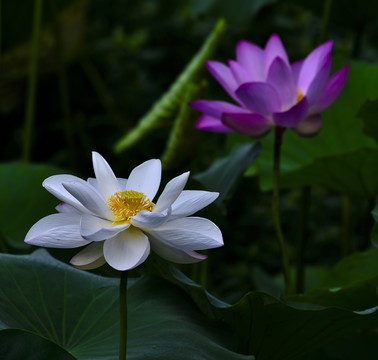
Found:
272,126 -> 292,295
119,271 -> 128,360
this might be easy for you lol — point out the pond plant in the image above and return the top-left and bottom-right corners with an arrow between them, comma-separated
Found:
1,1 -> 378,359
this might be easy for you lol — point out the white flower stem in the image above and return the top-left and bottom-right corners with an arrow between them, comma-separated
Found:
119,270 -> 128,360
272,127 -> 292,295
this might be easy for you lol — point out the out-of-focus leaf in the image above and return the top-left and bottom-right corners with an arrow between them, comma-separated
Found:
114,18 -> 227,153
372,204 -> 378,222
193,141 -> 263,208
238,59 -> 378,197
189,0 -> 276,23
279,147 -> 378,198
0,329 -> 76,360
0,0 -> 88,114
0,162 -> 64,250
287,0 -> 378,29
0,250 -> 253,360
359,98 -> 378,143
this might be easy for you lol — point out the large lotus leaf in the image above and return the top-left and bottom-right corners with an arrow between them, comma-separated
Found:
287,247 -> 378,310
0,250 -> 253,360
0,329 -> 76,360
146,254 -> 378,360
0,162 -> 64,249
235,60 -> 378,197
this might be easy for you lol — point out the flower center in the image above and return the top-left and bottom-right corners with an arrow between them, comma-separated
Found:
106,190 -> 155,222
296,87 -> 304,103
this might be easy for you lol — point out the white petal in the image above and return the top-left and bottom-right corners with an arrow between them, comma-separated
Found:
56,203 -> 82,214
154,172 -> 189,213
149,235 -> 207,263
24,213 -> 90,248
70,242 -> 106,270
170,190 -> 219,220
43,175 -> 91,214
131,208 -> 171,229
103,227 -> 150,271
126,159 -> 161,201
63,180 -> 114,220
92,152 -> 122,199
87,177 -> 128,192
144,217 -> 223,251
80,213 -> 129,241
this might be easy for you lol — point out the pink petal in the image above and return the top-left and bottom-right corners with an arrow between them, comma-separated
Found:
189,100 -> 248,119
222,112 -> 272,137
291,60 -> 304,85
297,40 -> 333,92
304,54 -> 331,104
310,65 -> 348,114
235,82 -> 281,115
264,34 -> 290,75
273,97 -> 309,127
266,57 -> 297,109
196,115 -> 234,133
236,39 -> 265,81
205,60 -> 240,103
293,114 -> 323,137
229,59 -> 255,85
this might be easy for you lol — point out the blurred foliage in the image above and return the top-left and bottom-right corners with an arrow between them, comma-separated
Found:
1,0 -> 378,358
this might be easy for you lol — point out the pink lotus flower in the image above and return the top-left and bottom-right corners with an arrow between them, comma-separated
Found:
190,34 -> 348,138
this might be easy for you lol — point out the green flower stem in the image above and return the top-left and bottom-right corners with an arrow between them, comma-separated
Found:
48,0 -> 75,169
0,0 -> 2,67
272,127 -> 292,295
341,195 -> 352,257
295,186 -> 311,293
119,271 -> 128,360
317,0 -> 332,44
22,0 -> 43,162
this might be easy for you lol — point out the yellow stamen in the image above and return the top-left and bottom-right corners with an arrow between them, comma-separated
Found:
296,87 -> 304,103
107,190 -> 154,222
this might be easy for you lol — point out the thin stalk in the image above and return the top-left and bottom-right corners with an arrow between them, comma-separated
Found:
48,0 -> 75,169
119,271 -> 128,360
341,195 -> 351,257
317,0 -> 332,45
191,250 -> 208,288
22,0 -> 43,162
295,186 -> 311,293
272,127 -> 292,295
0,0 -> 2,67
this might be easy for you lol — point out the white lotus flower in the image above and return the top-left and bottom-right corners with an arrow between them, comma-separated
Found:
25,152 -> 223,271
